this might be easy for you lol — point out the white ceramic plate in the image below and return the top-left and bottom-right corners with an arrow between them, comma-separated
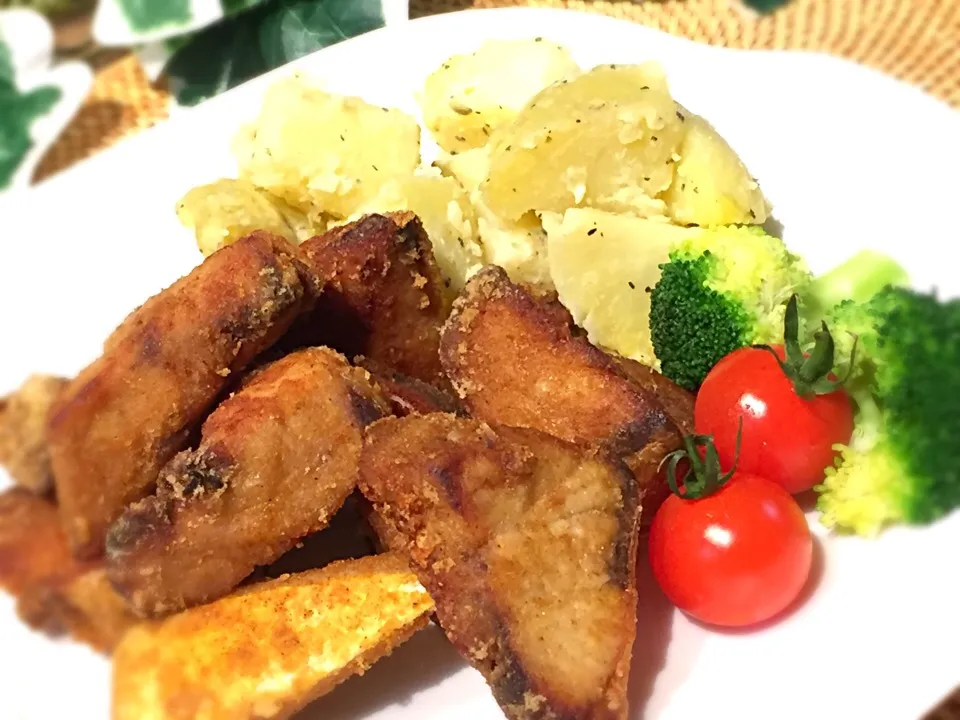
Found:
1,8 -> 959,720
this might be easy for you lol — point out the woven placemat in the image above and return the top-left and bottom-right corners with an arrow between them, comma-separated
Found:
32,0 -> 960,184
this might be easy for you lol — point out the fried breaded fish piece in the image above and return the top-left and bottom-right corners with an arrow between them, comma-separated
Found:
359,414 -> 641,720
18,567 -> 136,653
291,212 -> 452,385
439,265 -> 687,518
112,553 -> 435,720
0,488 -> 78,596
608,355 -> 694,434
0,489 -> 136,652
47,232 -> 319,558
353,358 -> 460,551
0,374 -> 68,494
359,357 -> 459,417
106,347 -> 390,617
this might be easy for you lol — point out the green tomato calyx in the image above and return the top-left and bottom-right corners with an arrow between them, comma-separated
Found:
662,423 -> 742,501
758,294 -> 857,399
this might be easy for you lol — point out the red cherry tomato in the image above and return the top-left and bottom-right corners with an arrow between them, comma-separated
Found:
648,473 -> 812,627
695,345 -> 854,495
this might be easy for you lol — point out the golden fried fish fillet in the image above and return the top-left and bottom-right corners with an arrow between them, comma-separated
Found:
251,493 -> 379,581
18,567 -> 136,654
290,212 -> 452,385
112,553 -> 435,720
359,414 -> 641,720
48,232 -> 319,558
439,265 -> 687,520
0,374 -> 67,494
105,347 -> 390,617
352,358 -> 461,552
607,355 -> 695,435
0,489 -> 136,652
0,488 -> 80,596
359,357 -> 460,417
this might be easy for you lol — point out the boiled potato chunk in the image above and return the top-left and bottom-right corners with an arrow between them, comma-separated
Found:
232,73 -> 421,222
434,147 -> 488,194
176,178 -> 322,257
437,146 -> 551,287
355,174 -> 482,292
545,208 -> 697,364
482,63 -> 683,221
421,39 -> 581,153
664,109 -> 771,226
480,206 -> 551,288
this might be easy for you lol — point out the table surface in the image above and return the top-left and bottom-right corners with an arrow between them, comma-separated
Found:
25,1 -> 960,715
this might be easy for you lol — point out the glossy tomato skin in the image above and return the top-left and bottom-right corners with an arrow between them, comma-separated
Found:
648,474 -> 812,627
695,345 -> 854,495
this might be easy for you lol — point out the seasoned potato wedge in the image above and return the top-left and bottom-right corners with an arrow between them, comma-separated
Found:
176,178 -> 322,257
421,38 -> 580,153
112,554 -> 435,720
233,73 -> 421,222
544,208 -> 697,364
353,174 -> 483,292
664,109 -> 771,226
481,63 -> 683,221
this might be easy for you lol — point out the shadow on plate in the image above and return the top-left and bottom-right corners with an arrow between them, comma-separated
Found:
292,622 -> 467,720
763,215 -> 785,239
629,535 -> 677,719
794,488 -> 819,514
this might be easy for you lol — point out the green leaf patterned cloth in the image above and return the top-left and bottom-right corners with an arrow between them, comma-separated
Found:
0,34 -> 61,188
164,0 -> 385,106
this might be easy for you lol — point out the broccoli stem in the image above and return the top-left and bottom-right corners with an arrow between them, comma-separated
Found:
805,250 -> 909,319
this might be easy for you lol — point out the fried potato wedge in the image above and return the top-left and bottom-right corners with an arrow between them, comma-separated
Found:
106,347 -> 390,617
112,553 -> 435,720
48,232 -> 319,558
439,266 -> 686,518
359,414 -> 641,720
0,489 -> 136,652
0,374 -> 67,494
291,212 -> 452,385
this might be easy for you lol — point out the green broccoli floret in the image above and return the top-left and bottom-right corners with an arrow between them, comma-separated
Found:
804,249 -> 911,320
816,287 -> 960,535
649,226 -> 811,390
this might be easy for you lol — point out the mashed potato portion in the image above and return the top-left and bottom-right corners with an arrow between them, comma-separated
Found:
232,72 -> 421,223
